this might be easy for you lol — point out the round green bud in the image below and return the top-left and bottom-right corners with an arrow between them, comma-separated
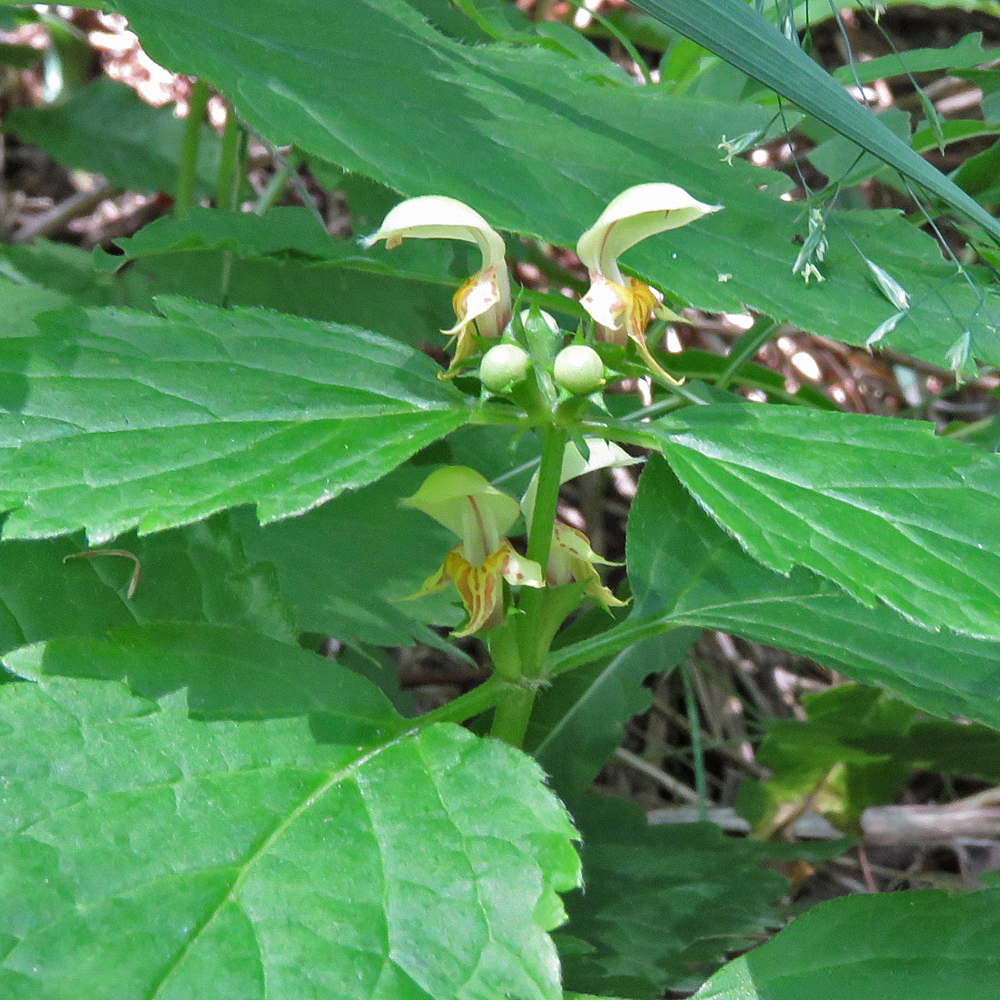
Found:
479,343 -> 530,392
553,345 -> 605,395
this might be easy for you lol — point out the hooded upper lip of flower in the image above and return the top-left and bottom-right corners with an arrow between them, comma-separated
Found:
576,183 -> 722,384
364,185 -> 720,384
576,182 -> 721,286
363,195 -> 512,374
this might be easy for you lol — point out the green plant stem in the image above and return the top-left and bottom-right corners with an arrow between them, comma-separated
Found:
411,674 -> 509,729
216,104 -> 245,211
489,685 -> 536,748
717,319 -> 779,391
524,424 -> 567,574
254,152 -> 300,216
175,79 -> 209,218
489,424 -> 567,748
216,106 -> 245,307
680,662 -> 708,822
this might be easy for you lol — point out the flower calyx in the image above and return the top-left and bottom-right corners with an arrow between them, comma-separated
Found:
553,344 -> 605,396
479,343 -> 530,394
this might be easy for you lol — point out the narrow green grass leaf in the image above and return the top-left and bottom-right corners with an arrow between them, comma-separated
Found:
630,0 -> 1000,243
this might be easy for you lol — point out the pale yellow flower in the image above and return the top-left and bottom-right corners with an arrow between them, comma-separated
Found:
364,196 -> 511,376
577,183 -> 721,384
402,467 -> 542,637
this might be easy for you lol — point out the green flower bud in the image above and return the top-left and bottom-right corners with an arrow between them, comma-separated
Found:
479,343 -> 530,392
553,345 -> 604,395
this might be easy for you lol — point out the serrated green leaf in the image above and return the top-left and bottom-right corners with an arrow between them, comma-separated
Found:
102,0 -> 1000,369
0,512 -> 295,654
527,630 -> 696,803
100,205 -> 471,284
2,241 -> 150,309
0,296 -> 471,542
0,672 -> 579,999
647,405 -> 1000,642
133,250 -> 459,349
97,206 -> 350,267
693,888 -> 1000,999
91,206 -> 470,348
3,77 -> 219,197
548,458 -> 1000,731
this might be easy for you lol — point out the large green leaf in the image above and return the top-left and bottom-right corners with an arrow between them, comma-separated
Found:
559,795 -> 806,999
644,405 -> 1000,642
6,623 -> 399,738
527,630 -> 697,803
0,670 -> 579,999
105,0 -> 1000,368
2,212 -> 463,347
3,77 -> 219,197
0,296 -> 471,542
98,206 -> 473,284
547,458 -> 1000,732
98,206 -> 352,263
130,249 -> 458,349
693,887 -> 1000,999
628,0 -> 1000,242
0,513 -> 295,655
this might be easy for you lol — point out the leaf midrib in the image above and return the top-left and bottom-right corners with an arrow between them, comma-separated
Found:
146,736 -> 399,1000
